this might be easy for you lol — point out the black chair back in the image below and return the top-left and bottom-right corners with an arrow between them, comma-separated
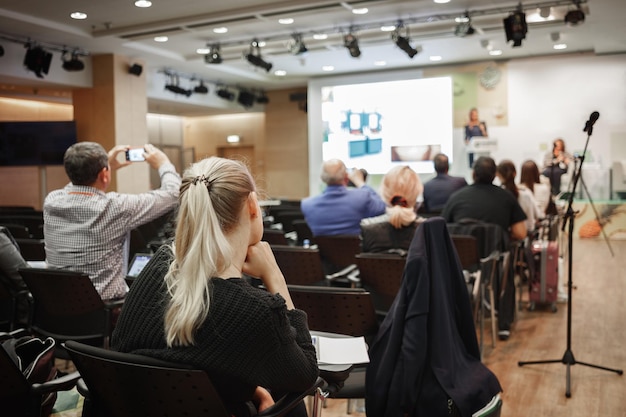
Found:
314,235 -> 361,274
271,245 -> 326,285
355,253 -> 406,315
64,340 -> 230,417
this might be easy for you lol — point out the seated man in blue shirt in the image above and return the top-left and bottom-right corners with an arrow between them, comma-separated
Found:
301,159 -> 386,236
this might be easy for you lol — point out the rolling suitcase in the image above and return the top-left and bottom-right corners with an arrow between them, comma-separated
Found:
529,239 -> 558,312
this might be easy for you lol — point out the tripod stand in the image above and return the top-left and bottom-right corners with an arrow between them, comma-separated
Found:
518,114 -> 623,398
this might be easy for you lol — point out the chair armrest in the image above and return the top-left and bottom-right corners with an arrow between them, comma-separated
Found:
258,377 -> 325,417
103,298 -> 125,310
76,378 -> 90,398
31,371 -> 81,395
325,264 -> 360,283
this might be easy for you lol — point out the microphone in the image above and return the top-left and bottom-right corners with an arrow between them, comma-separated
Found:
583,111 -> 600,133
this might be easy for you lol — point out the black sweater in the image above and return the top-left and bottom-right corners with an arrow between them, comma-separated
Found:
111,246 -> 319,412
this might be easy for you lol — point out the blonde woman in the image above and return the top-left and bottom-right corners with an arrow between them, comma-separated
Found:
112,157 -> 318,417
360,165 -> 424,253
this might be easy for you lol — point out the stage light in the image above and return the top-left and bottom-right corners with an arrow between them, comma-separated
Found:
245,39 -> 273,72
193,80 -> 209,94
454,13 -> 476,37
343,32 -> 361,58
237,90 -> 256,108
164,74 -> 192,97
204,44 -> 222,64
289,34 -> 308,55
23,45 -> 53,79
61,51 -> 85,72
128,63 -> 143,76
216,87 -> 235,101
564,2 -> 585,26
503,9 -> 527,47
392,26 -> 419,58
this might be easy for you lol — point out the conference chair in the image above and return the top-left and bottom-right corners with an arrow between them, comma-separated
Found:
18,268 -> 124,356
447,220 -> 512,348
271,244 -> 332,286
0,214 -> 44,239
15,238 -> 46,261
263,228 -> 289,245
0,223 -> 30,239
64,340 -> 325,417
292,219 -> 314,246
0,329 -> 80,417
314,235 -> 361,284
288,285 -> 379,414
354,252 -> 406,317
272,210 -> 305,234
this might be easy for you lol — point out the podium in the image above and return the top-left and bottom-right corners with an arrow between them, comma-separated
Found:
466,136 -> 498,158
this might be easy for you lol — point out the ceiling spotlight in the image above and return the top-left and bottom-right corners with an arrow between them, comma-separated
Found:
164,74 -> 192,97
256,93 -> 270,104
237,90 -> 256,108
61,50 -> 85,72
245,39 -> 273,72
23,45 -> 53,79
204,44 -> 222,64
503,8 -> 527,47
343,32 -> 361,58
564,2 -> 585,26
289,34 -> 308,55
216,87 -> 235,101
128,63 -> 143,76
193,80 -> 209,94
392,26 -> 419,58
455,13 -> 476,37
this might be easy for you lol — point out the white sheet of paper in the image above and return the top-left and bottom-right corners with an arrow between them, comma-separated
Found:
313,335 -> 370,365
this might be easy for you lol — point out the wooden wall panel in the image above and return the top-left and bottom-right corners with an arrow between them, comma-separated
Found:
0,167 -> 41,209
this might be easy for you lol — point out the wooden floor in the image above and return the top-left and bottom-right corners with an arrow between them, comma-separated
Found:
54,238 -> 626,417
321,237 -> 626,417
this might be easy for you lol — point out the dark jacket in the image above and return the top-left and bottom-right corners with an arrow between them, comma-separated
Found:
365,217 -> 501,417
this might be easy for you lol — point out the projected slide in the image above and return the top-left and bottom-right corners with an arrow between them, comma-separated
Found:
320,77 -> 453,174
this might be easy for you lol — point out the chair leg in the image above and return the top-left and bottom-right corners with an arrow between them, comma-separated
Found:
489,286 -> 497,348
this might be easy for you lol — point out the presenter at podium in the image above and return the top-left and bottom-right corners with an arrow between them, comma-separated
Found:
464,107 -> 488,168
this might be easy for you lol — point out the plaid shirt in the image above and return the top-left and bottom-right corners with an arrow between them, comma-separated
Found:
43,163 -> 181,300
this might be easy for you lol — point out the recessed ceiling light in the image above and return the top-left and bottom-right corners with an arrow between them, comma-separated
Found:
434,0 -> 451,3
553,43 -> 568,50
70,12 -> 87,20
489,49 -> 503,56
313,33 -> 328,40
213,27 -> 228,34
196,48 -> 210,54
322,65 -> 335,71
134,0 -> 152,8
274,70 -> 287,76
374,60 -> 387,66
278,18 -> 294,25
154,36 -> 168,42
380,25 -> 396,32
257,41 -> 266,47
352,8 -> 368,15
429,55 -> 442,61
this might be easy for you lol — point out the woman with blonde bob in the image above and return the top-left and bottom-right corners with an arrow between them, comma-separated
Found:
112,157 -> 318,417
360,165 -> 424,253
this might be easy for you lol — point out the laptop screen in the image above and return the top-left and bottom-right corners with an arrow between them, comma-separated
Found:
127,253 -> 153,278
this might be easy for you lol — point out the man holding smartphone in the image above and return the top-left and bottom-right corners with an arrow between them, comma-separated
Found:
43,142 -> 181,301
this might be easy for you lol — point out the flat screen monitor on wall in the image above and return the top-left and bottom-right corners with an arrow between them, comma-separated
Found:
308,72 -> 453,193
0,121 -> 78,166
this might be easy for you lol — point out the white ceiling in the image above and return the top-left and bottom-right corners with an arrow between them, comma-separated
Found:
1,0 -> 625,115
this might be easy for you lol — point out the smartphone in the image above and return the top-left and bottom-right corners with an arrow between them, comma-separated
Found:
125,148 -> 145,162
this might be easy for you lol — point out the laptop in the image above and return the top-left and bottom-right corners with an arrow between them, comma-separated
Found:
127,253 -> 153,279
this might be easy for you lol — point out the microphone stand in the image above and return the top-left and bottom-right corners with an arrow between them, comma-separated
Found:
518,118 -> 623,398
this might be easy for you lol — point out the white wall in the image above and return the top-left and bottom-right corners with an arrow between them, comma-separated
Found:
308,53 -> 626,198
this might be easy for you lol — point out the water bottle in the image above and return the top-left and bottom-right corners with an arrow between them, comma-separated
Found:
303,239 -> 310,249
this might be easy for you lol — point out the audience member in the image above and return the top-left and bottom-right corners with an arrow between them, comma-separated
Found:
442,156 -> 527,341
542,138 -> 573,196
422,153 -> 467,213
112,157 -> 319,417
301,159 -> 386,236
361,165 -> 425,253
497,160 -> 543,234
44,142 -> 181,301
464,107 -> 488,168
520,159 -> 552,216
442,156 -> 527,242
0,226 -> 30,326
